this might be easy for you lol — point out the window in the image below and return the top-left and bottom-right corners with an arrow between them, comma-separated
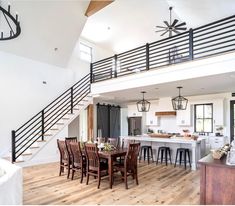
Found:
194,104 -> 213,133
80,42 -> 92,63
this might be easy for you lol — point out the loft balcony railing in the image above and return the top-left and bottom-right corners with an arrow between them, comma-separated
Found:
90,14 -> 235,83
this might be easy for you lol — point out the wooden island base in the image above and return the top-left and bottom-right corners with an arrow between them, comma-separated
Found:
198,154 -> 235,205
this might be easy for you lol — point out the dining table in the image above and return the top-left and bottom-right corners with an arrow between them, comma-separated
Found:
99,148 -> 127,189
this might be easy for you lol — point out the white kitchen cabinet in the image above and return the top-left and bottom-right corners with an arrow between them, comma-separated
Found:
146,110 -> 159,126
209,136 -> 227,149
176,105 -> 192,126
213,99 -> 224,126
127,104 -> 142,117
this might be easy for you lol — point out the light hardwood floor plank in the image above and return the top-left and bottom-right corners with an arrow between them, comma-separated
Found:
23,162 -> 200,205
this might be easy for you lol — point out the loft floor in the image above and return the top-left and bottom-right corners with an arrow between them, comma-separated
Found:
23,162 -> 200,205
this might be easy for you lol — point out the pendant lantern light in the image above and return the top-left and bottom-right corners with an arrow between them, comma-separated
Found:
136,91 -> 150,112
172,86 -> 188,110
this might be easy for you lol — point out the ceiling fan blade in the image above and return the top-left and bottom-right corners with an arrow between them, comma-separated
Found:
175,22 -> 186,28
161,29 -> 169,36
156,25 -> 167,29
164,21 -> 170,27
173,29 -> 181,34
155,29 -> 167,32
171,19 -> 178,27
175,27 -> 187,31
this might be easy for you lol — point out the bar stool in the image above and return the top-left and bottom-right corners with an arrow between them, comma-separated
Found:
156,146 -> 172,165
139,145 -> 154,164
174,148 -> 191,169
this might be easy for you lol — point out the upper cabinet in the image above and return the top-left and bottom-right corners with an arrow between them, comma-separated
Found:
176,105 -> 192,126
213,99 -> 224,126
127,104 -> 142,117
146,103 -> 159,126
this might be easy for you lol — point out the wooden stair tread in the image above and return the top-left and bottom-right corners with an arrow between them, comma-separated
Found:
22,153 -> 32,156
30,146 -> 40,149
62,117 -> 69,119
50,128 -> 59,130
15,160 -> 25,163
37,140 -> 46,142
56,122 -> 64,125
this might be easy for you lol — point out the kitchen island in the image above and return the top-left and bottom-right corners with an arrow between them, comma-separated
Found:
121,135 -> 206,170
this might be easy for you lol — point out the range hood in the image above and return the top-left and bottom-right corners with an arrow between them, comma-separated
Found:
155,111 -> 176,116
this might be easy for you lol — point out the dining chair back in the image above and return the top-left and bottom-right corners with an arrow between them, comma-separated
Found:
69,142 -> 86,183
84,143 -> 108,188
57,139 -> 69,176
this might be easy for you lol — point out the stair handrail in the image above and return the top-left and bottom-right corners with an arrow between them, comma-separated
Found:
12,73 -> 91,162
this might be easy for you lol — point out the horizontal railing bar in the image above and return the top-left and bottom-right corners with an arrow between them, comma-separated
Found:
194,43 -> 235,56
194,24 -> 235,39
44,96 -> 71,119
118,54 -> 146,65
117,45 -> 146,57
194,28 -> 235,44
92,56 -> 113,66
15,119 -> 42,142
15,131 -> 42,157
149,31 -> 189,48
119,57 -> 146,68
92,64 -> 113,73
15,112 -> 41,133
194,18 -> 235,35
44,105 -> 71,130
93,69 -> 113,76
117,48 -> 146,59
194,39 -> 235,52
15,114 -> 41,137
194,33 -> 235,47
15,124 -> 42,146
150,46 -> 189,59
117,63 -> 146,73
194,14 -> 235,31
118,68 -> 146,75
149,41 -> 189,55
73,88 -> 90,105
73,78 -> 90,91
194,48 -> 235,60
73,84 -> 90,97
92,61 -> 113,70
15,125 -> 42,151
117,51 -> 146,62
72,75 -> 90,89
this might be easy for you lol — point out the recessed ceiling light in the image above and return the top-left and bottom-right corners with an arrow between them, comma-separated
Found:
54,48 -> 58,51
107,26 -> 111,30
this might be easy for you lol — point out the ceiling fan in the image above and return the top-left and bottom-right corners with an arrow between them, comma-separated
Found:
155,7 -> 187,37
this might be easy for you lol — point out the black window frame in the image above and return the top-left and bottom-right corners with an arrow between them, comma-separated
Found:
194,103 -> 213,133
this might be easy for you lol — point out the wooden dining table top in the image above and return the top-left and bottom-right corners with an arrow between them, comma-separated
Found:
99,148 -> 127,158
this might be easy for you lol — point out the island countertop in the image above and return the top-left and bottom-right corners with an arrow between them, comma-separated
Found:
120,135 -> 206,170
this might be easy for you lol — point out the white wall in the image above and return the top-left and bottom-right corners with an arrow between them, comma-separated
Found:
0,51 -> 74,157
67,38 -> 114,82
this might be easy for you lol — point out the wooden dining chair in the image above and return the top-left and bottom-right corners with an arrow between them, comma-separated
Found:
69,142 -> 86,183
57,139 -> 70,177
65,138 -> 77,179
84,143 -> 108,189
113,142 -> 141,189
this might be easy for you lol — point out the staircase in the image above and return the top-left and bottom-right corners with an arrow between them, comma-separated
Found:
11,74 -> 92,163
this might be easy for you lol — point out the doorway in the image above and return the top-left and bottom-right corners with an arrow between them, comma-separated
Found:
128,117 -> 142,136
230,100 -> 235,142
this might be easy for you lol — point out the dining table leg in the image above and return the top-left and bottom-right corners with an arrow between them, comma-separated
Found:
108,156 -> 113,189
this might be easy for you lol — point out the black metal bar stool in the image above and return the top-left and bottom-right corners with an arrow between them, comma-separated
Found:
139,145 -> 154,164
174,148 -> 191,169
156,146 -> 172,165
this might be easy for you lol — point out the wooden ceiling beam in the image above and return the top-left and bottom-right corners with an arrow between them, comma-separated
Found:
85,0 -> 114,17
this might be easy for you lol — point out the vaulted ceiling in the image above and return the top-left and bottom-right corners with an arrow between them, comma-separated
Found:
0,0 -> 89,67
81,0 -> 235,54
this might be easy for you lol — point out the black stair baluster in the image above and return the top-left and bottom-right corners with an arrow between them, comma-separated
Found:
11,130 -> 16,162
71,87 -> 73,114
189,28 -> 194,60
41,110 -> 44,141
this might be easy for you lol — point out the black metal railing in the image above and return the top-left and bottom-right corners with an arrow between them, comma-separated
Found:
12,74 -> 90,162
91,14 -> 235,83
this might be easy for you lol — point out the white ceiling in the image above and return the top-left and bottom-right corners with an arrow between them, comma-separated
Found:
96,72 -> 235,104
0,0 -> 89,67
81,0 -> 235,54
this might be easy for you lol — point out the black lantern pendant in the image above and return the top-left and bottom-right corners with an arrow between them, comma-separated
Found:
137,91 -> 151,112
0,4 -> 21,41
172,86 -> 188,110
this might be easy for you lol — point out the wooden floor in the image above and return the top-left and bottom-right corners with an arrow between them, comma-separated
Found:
23,161 -> 200,205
